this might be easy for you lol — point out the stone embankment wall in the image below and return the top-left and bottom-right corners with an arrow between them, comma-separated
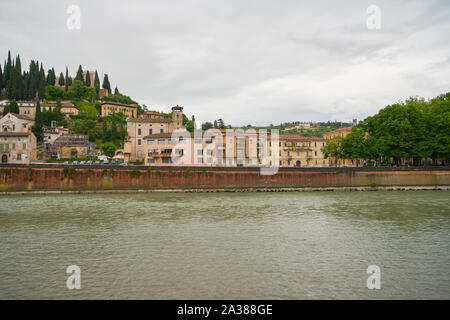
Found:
0,165 -> 449,192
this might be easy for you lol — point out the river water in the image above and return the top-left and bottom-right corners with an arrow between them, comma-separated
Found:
0,191 -> 449,299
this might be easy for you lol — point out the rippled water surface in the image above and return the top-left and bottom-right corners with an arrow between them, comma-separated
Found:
0,191 -> 449,299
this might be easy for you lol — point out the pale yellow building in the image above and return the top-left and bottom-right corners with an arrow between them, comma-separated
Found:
101,102 -> 137,118
276,134 -> 328,167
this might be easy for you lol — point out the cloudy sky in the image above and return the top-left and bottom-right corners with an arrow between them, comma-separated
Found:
1,0 -> 449,126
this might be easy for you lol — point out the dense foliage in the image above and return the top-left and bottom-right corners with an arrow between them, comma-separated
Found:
322,93 -> 450,166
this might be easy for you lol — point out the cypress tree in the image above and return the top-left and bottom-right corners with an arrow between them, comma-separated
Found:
58,72 -> 65,86
3,103 -> 10,115
9,100 -> 19,114
38,65 -> 46,100
32,100 -> 43,140
65,67 -> 69,91
47,68 -> 56,85
85,70 -> 91,87
5,50 -> 12,82
102,74 -> 111,94
0,63 -> 3,90
114,86 -> 119,95
75,65 -> 84,83
94,70 -> 100,94
13,55 -> 24,100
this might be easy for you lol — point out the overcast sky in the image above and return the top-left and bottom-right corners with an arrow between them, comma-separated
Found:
1,0 -> 449,126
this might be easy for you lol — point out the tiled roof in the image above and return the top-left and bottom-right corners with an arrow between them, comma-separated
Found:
3,113 -> 34,121
0,132 -> 30,137
128,118 -> 172,123
143,132 -> 194,139
278,134 -> 325,141
101,101 -> 137,108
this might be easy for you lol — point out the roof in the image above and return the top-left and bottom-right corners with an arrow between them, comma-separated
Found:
0,132 -> 31,137
143,132 -> 194,139
2,113 -> 34,121
128,118 -> 172,123
101,101 -> 137,108
278,134 -> 325,141
328,127 -> 352,134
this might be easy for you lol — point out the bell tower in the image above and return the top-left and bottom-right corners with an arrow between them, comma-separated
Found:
171,105 -> 184,129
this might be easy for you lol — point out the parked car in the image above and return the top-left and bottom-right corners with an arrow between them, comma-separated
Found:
72,161 -> 79,165
103,160 -> 109,165
111,160 -> 116,165
94,161 -> 100,165
119,162 -> 128,166
80,161 -> 86,165
87,160 -> 93,165
63,161 -> 69,165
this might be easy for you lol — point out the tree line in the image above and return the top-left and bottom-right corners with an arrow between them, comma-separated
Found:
0,50 -> 113,101
321,93 -> 450,166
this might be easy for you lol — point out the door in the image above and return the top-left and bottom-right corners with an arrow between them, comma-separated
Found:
1,154 -> 7,163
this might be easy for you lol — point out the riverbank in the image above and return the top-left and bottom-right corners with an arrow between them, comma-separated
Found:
0,185 -> 449,195
0,165 -> 449,193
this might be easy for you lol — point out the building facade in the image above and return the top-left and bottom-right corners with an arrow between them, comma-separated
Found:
277,135 -> 328,167
101,102 -> 137,118
0,113 -> 37,164
125,106 -> 185,163
0,100 -> 37,119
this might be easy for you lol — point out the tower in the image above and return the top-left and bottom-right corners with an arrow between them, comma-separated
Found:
171,105 -> 184,130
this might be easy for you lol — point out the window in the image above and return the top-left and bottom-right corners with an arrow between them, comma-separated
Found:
158,139 -> 165,145
168,139 -> 176,144
148,140 -> 155,145
207,150 -> 213,155
138,139 -> 141,145
162,158 -> 172,164
138,129 -> 141,135
17,154 -> 21,160
137,150 -> 143,158
197,158 -> 203,164
197,150 -> 203,155
160,129 -> 164,133
149,129 -> 152,134
207,158 -> 213,164
148,159 -> 155,164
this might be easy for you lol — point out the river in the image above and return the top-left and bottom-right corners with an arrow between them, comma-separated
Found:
0,191 -> 449,299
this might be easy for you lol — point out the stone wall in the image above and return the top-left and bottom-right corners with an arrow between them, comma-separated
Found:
0,166 -> 449,192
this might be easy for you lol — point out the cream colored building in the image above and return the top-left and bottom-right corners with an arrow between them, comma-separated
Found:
0,113 -> 37,164
0,100 -> 37,119
277,134 -> 328,167
125,106 -> 185,163
0,113 -> 34,133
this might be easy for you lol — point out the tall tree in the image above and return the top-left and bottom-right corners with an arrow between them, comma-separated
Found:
9,100 -> 19,114
58,72 -> 65,86
32,100 -> 43,141
38,63 -> 46,100
94,70 -> 100,94
65,67 -> 69,91
0,63 -> 3,90
75,65 -> 84,83
114,85 -> 119,95
85,70 -> 91,87
102,74 -> 111,94
47,68 -> 56,85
